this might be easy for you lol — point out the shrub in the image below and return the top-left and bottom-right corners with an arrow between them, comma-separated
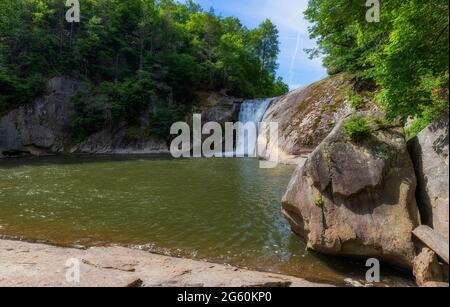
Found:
126,127 -> 151,140
406,103 -> 447,140
149,105 -> 190,141
0,72 -> 46,114
271,77 -> 289,97
71,94 -> 110,140
346,89 -> 365,110
344,114 -> 372,142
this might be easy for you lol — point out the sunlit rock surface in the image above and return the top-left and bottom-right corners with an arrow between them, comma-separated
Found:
408,112 -> 449,241
282,116 -> 420,269
0,239 -> 331,287
258,74 -> 380,164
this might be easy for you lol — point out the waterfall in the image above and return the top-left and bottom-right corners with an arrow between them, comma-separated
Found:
235,98 -> 273,157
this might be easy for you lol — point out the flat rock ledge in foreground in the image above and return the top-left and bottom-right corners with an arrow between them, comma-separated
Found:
0,239 -> 331,287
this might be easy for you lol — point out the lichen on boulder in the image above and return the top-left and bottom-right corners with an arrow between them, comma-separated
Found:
257,74 -> 380,164
282,115 -> 420,269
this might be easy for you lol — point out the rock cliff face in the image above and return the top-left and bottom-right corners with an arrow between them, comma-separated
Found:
408,113 -> 449,241
70,125 -> 169,155
282,116 -> 420,269
1,78 -> 241,158
198,92 -> 242,125
257,74 -> 380,163
0,77 -> 81,158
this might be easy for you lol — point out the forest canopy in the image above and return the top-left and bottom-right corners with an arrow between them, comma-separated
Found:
305,0 -> 449,136
0,0 -> 288,138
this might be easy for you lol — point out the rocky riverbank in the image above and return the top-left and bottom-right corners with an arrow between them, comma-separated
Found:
281,111 -> 449,286
1,74 -> 448,287
0,239 -> 331,287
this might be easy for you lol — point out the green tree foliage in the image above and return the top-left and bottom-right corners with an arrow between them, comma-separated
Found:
305,0 -> 449,134
0,0 -> 288,135
148,104 -> 189,141
346,89 -> 365,110
249,19 -> 280,76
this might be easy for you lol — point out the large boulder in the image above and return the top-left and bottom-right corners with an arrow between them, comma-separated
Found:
282,116 -> 420,269
0,77 -> 81,158
257,74 -> 380,163
408,113 -> 449,241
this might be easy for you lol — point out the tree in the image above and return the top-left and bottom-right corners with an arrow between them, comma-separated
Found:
305,0 -> 449,130
0,0 -> 288,136
249,19 -> 280,76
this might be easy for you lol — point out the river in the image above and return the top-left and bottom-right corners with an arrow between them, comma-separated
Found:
0,155 -> 413,286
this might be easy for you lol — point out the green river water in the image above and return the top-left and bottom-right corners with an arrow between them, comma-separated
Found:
0,155 -> 413,286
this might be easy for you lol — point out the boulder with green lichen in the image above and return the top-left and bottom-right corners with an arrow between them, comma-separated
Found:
282,115 -> 420,269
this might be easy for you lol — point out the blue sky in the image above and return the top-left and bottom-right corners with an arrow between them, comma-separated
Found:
187,0 -> 328,90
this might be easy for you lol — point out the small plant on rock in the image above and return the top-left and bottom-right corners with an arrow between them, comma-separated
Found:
346,89 -> 365,110
344,113 -> 372,142
314,195 -> 324,207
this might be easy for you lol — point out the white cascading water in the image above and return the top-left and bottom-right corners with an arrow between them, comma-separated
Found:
235,98 -> 273,157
